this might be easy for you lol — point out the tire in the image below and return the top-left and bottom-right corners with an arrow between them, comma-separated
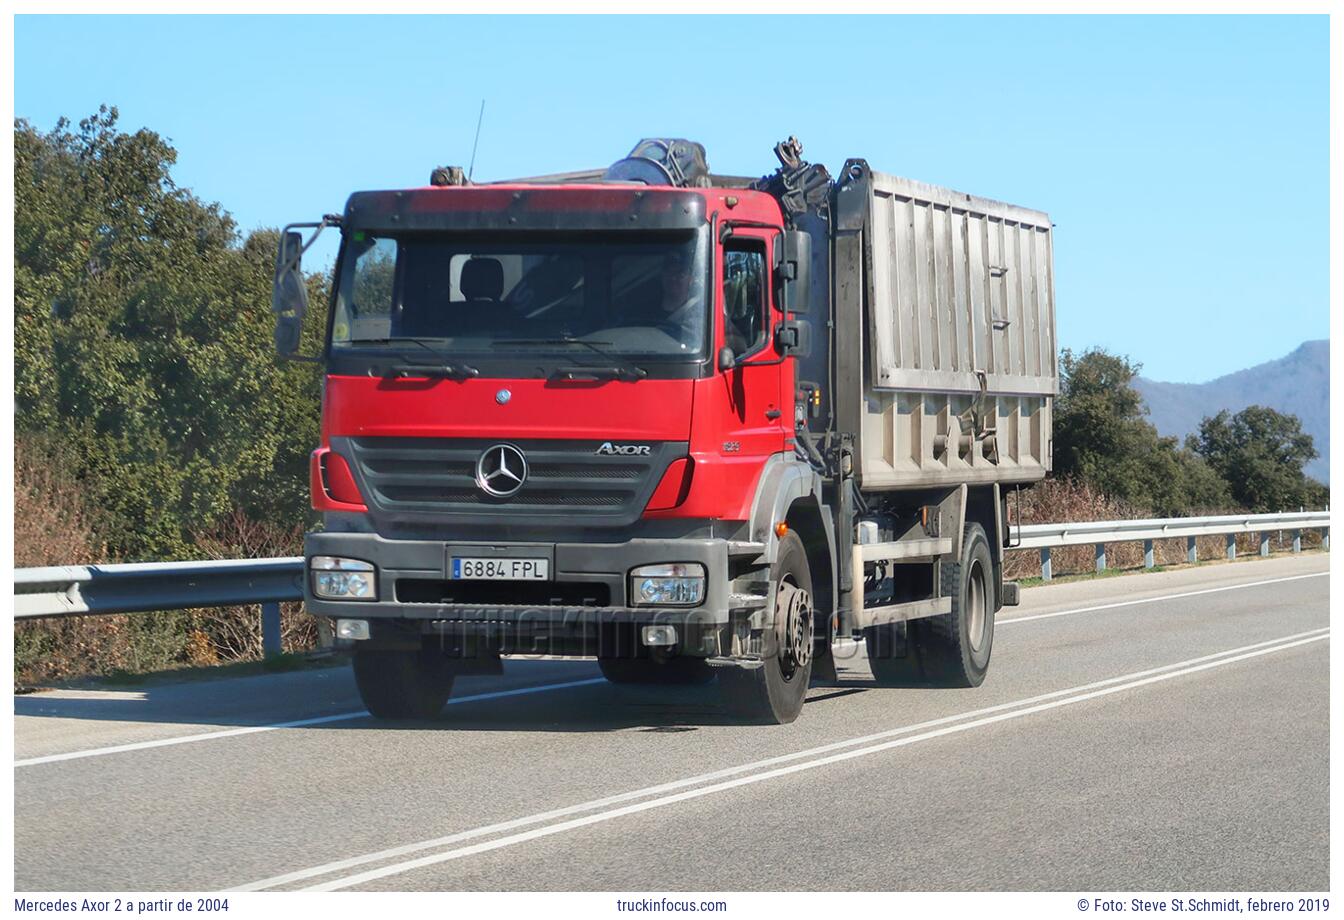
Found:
352,647 -> 457,720
718,531 -> 814,724
598,656 -> 715,685
923,523 -> 996,687
865,523 -> 995,688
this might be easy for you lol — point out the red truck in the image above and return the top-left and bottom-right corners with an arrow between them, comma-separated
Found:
272,138 -> 1057,724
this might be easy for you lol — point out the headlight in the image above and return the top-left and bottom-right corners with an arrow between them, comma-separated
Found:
629,563 -> 705,606
311,556 -> 377,601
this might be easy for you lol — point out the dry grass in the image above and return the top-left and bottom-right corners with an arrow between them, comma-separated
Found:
191,510 -> 316,662
15,438 -> 321,687
13,435 -> 107,568
13,436 -> 138,685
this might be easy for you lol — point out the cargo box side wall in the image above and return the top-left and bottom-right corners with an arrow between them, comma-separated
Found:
844,169 -> 1057,490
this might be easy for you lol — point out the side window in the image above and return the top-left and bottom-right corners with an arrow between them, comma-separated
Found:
335,235 -> 397,344
351,237 -> 397,311
723,239 -> 766,359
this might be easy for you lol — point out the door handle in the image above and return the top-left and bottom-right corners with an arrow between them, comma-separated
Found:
765,408 -> 782,420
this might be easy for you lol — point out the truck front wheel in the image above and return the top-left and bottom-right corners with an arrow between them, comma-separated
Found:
352,647 -> 457,720
718,531 -> 814,724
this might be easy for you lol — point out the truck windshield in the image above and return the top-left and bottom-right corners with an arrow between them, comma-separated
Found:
330,229 -> 709,361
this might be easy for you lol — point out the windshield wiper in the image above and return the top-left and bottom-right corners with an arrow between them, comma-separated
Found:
347,337 -> 480,378
503,336 -> 647,380
388,363 -> 480,379
548,366 -> 648,382
353,335 -> 450,351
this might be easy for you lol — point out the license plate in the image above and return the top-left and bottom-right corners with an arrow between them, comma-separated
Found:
451,557 -> 550,581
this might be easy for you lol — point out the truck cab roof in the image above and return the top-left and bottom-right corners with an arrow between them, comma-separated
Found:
341,182 -> 784,235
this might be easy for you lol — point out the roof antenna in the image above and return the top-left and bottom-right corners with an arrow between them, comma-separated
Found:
467,99 -> 486,182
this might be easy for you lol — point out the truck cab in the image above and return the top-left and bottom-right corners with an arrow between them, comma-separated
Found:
279,141 -> 826,723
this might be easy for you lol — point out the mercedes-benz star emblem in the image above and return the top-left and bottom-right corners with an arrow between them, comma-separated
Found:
495,389 -> 512,405
475,444 -> 527,498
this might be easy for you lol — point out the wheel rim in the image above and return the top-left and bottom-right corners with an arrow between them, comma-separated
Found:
966,559 -> 988,653
776,577 -> 813,682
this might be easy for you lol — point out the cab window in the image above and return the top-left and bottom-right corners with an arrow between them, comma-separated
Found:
723,239 -> 767,359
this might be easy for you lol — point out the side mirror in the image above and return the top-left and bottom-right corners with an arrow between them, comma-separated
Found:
272,230 -> 309,357
717,346 -> 736,372
777,230 -> 812,315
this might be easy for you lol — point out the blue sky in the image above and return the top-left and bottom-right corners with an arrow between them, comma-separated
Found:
14,14 -> 1329,383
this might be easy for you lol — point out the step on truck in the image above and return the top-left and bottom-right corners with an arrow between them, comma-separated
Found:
272,137 -> 1057,724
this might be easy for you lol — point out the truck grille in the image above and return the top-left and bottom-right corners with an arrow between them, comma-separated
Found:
339,437 -> 684,526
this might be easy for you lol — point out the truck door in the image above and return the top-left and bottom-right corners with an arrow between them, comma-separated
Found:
718,229 -> 787,458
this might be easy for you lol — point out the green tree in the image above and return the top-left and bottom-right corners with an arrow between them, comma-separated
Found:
15,106 -> 325,560
1053,348 -> 1230,515
1169,445 -> 1234,512
1193,406 -> 1325,512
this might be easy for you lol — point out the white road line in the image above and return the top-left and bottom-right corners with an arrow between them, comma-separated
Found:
14,677 -> 606,769
296,629 -> 1328,891
234,626 -> 1328,892
998,571 -> 1328,626
300,630 -> 1328,891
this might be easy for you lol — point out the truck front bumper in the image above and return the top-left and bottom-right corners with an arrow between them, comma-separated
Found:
304,531 -> 745,657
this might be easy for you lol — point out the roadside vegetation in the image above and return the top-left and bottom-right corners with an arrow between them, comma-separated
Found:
12,108 -> 1329,686
15,107 -> 326,685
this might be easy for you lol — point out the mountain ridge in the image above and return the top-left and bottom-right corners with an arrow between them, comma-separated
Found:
1133,339 -> 1329,484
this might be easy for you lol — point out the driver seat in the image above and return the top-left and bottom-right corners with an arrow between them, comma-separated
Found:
455,257 -> 506,335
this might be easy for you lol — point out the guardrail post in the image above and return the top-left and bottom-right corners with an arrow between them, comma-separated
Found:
1324,528 -> 1330,551
1095,543 -> 1106,573
1040,546 -> 1052,581
1187,535 -> 1197,564
1143,539 -> 1154,569
1226,534 -> 1236,561
1259,533 -> 1270,557
1293,530 -> 1302,553
262,602 -> 282,658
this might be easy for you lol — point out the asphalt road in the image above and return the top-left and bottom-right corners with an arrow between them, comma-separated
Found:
14,553 -> 1329,892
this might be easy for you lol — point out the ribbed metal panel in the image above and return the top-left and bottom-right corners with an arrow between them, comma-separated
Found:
867,171 -> 1056,395
857,170 -> 1057,489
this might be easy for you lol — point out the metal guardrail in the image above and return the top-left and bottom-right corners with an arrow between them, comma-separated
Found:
14,557 -> 304,655
1017,510 -> 1330,580
11,511 -> 1331,653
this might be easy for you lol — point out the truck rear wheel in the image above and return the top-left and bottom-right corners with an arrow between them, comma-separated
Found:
922,522 -> 995,687
352,647 -> 457,720
598,656 -> 715,685
865,523 -> 995,687
719,531 -> 814,724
